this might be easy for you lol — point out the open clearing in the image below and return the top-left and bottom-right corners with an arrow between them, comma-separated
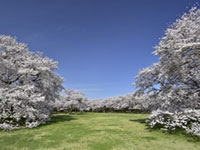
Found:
0,113 -> 200,150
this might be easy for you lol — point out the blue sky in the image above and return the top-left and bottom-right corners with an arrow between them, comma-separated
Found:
0,0 -> 198,98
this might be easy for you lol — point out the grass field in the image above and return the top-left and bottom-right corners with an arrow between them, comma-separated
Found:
0,113 -> 200,150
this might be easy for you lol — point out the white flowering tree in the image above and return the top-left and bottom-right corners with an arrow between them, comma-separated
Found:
87,94 -> 141,112
135,7 -> 200,136
0,35 -> 63,130
53,89 -> 88,112
53,91 -> 152,113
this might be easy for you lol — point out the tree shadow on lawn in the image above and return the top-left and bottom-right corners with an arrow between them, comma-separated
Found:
50,114 -> 77,124
129,118 -> 146,123
129,118 -> 200,143
33,114 -> 77,129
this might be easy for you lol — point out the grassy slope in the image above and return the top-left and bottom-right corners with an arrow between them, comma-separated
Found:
0,113 -> 200,150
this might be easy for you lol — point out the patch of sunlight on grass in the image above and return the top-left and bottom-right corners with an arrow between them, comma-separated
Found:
0,113 -> 200,150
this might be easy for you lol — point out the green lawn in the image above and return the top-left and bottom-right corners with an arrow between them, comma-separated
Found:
0,113 -> 200,150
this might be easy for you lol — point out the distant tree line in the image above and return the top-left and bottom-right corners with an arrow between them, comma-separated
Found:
52,91 -> 157,113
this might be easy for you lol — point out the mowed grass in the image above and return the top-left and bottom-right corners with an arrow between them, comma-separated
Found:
0,113 -> 200,150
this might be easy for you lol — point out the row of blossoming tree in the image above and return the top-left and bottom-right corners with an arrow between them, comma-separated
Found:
0,7 -> 200,136
53,92 -> 151,113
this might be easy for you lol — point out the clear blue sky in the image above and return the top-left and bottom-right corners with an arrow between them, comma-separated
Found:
0,0 -> 198,98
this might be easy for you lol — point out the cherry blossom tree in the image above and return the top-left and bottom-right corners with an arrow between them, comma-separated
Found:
135,7 -> 200,136
86,94 -> 143,112
0,35 -> 64,130
53,89 -> 88,113
53,91 -> 147,113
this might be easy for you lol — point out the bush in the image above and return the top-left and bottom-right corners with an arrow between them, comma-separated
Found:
148,109 -> 200,136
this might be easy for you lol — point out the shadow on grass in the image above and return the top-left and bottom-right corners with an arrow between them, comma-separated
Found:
129,118 -> 146,123
50,114 -> 76,124
69,112 -> 88,115
33,114 -> 77,129
129,118 -> 200,142
30,115 -> 76,130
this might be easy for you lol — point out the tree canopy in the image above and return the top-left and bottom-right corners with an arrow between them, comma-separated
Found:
135,7 -> 200,136
0,36 -> 63,130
